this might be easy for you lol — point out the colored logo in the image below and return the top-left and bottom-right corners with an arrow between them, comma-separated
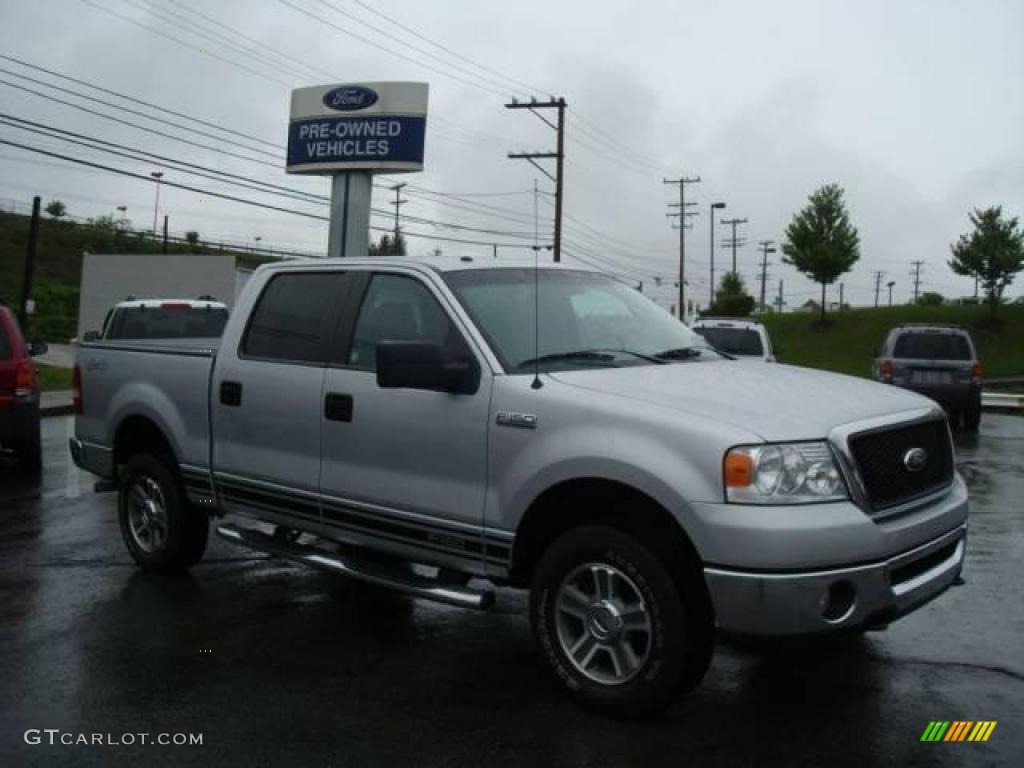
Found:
322,86 -> 378,111
903,447 -> 928,473
920,721 -> 997,742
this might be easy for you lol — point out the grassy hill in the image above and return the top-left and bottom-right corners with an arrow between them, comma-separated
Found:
760,304 -> 1024,379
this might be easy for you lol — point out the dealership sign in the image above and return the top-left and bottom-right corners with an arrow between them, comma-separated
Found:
286,82 -> 428,174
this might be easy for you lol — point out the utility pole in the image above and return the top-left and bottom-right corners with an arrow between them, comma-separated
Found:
388,182 -> 408,239
162,215 -> 168,254
721,217 -> 748,273
872,270 -> 885,307
664,175 -> 701,321
757,240 -> 776,312
18,195 -> 40,329
150,170 -> 164,236
506,97 -> 566,261
910,260 -> 925,302
887,280 -> 895,306
839,282 -> 845,309
775,279 -> 784,313
709,201 -> 726,305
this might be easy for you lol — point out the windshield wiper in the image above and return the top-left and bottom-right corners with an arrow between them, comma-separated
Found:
591,348 -> 667,364
516,350 -> 618,369
653,346 -> 731,361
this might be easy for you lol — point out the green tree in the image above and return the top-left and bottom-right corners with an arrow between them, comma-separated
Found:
45,200 -> 67,219
185,231 -> 200,245
709,272 -> 755,317
782,183 -> 861,325
86,214 -> 118,232
369,232 -> 406,256
916,291 -> 945,306
949,206 -> 1024,321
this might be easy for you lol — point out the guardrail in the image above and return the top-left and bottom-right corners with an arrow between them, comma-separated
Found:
981,391 -> 1024,411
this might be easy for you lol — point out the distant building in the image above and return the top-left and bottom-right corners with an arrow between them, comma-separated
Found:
76,252 -> 262,338
796,299 -> 821,313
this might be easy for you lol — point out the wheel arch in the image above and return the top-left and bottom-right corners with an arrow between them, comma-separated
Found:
508,477 -> 706,592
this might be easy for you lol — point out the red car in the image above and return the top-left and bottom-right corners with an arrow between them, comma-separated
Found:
0,302 -> 47,471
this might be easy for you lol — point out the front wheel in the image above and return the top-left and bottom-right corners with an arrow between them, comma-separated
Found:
530,526 -> 712,718
118,453 -> 208,571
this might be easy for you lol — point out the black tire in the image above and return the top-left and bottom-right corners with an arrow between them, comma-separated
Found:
15,426 -> 42,475
530,525 -> 712,718
964,404 -> 981,432
118,453 -> 208,571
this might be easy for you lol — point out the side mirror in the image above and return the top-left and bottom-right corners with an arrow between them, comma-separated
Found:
82,331 -> 101,342
376,341 -> 480,395
29,341 -> 48,357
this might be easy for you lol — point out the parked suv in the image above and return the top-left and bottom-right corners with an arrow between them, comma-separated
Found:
0,303 -> 47,471
85,297 -> 229,341
690,317 -> 776,361
873,324 -> 982,430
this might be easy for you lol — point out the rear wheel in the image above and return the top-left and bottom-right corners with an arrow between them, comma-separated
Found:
964,404 -> 981,432
15,425 -> 42,474
119,453 -> 208,571
530,526 -> 712,718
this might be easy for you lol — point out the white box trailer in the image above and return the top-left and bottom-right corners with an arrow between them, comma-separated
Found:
76,252 -> 260,339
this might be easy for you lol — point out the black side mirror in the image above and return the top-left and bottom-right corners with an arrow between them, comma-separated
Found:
82,331 -> 100,342
29,341 -> 48,357
376,340 -> 480,395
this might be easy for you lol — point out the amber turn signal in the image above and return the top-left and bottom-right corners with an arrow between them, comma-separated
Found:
724,451 -> 754,487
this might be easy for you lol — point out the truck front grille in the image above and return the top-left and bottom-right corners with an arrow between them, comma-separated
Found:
848,417 -> 954,511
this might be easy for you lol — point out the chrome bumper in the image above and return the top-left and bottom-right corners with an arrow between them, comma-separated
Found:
704,524 -> 966,635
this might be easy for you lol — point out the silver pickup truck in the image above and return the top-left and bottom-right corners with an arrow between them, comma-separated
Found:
71,257 -> 968,716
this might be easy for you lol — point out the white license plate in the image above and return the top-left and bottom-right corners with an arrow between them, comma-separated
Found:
912,370 -> 952,385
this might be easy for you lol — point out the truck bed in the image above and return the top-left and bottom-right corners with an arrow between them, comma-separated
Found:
74,338 -> 219,479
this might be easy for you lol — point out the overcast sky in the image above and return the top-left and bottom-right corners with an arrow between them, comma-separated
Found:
1,0 -> 1022,310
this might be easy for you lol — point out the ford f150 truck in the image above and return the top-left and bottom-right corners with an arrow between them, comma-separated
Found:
71,257 -> 968,716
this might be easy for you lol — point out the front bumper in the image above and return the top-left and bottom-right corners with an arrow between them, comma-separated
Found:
704,524 -> 966,635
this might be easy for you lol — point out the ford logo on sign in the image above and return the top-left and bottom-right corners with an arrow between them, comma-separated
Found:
323,86 -> 378,111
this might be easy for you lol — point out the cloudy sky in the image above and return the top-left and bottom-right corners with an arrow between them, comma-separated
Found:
1,0 -> 1021,310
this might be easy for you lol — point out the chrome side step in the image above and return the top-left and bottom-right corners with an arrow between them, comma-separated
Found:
215,523 -> 494,610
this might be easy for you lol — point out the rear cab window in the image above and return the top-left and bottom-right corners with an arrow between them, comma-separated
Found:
693,326 -> 765,356
106,306 -> 229,339
892,332 -> 972,361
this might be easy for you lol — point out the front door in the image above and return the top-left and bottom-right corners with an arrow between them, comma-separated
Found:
319,270 -> 493,571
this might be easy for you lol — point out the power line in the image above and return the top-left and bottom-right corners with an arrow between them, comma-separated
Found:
0,54 -> 282,150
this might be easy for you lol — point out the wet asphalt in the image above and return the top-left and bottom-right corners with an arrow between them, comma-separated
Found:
0,415 -> 1022,767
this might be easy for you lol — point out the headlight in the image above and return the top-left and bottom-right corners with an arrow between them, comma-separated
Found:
724,442 -> 848,504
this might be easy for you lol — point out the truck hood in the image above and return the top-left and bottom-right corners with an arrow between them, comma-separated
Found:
549,361 -> 935,442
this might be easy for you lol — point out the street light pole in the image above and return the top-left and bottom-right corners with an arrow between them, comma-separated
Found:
150,171 -> 164,236
887,280 -> 896,307
709,202 -> 726,306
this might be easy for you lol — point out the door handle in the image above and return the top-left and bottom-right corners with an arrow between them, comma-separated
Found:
324,392 -> 353,422
220,380 -> 243,407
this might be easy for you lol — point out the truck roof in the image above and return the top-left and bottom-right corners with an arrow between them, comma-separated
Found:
257,255 -> 602,275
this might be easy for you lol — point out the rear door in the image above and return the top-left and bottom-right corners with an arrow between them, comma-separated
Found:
318,269 -> 493,570
210,270 -> 355,530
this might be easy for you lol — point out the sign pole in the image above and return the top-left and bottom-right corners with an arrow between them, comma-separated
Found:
327,172 -> 372,259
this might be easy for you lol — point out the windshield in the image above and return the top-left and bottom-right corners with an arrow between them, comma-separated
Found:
106,307 -> 229,340
693,326 -> 765,356
444,268 -> 719,372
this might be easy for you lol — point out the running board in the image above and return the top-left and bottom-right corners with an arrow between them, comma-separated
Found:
215,523 -> 494,610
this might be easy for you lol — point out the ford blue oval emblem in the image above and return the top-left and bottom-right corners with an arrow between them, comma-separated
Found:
902,447 -> 928,473
322,86 -> 378,111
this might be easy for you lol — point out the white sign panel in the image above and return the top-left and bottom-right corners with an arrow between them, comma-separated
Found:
286,82 -> 429,174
